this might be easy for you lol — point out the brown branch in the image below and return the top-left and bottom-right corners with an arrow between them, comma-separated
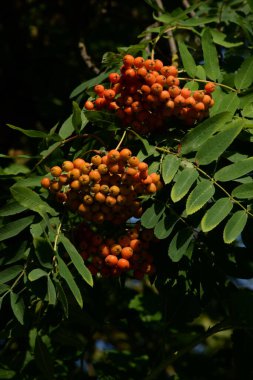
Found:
78,41 -> 100,74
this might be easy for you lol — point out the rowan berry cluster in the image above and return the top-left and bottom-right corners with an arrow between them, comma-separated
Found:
75,223 -> 157,278
84,54 -> 216,133
41,148 -> 162,224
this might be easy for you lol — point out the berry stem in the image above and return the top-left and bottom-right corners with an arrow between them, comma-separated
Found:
177,76 -> 238,93
115,130 -> 127,150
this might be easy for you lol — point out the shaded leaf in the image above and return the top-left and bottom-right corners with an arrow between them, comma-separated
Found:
0,369 -> 16,378
181,112 -> 232,154
10,292 -> 25,325
186,179 -> 215,215
210,29 -> 243,48
47,277 -> 57,305
0,201 -> 26,217
57,256 -> 83,308
35,335 -> 54,379
171,167 -> 199,202
232,182 -> 253,199
0,215 -> 34,242
70,71 -> 109,98
235,56 -> 253,90
202,28 -> 221,81
201,197 -> 233,232
168,229 -> 193,262
72,101 -> 82,133
162,154 -> 181,184
210,92 -> 240,117
180,16 -> 217,27
0,265 -> 23,283
28,269 -> 48,282
60,235 -> 93,287
141,202 -> 165,229
154,213 -> 178,239
195,119 -> 243,165
178,41 -> 197,77
214,158 -> 253,181
33,237 -> 54,269
55,279 -> 68,318
223,211 -> 248,244
6,124 -> 49,138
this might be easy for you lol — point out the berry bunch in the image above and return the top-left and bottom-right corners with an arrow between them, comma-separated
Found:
41,148 -> 162,224
76,223 -> 158,278
84,54 -> 216,133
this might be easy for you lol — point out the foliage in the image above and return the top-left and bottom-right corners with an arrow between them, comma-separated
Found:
1,1 -> 253,379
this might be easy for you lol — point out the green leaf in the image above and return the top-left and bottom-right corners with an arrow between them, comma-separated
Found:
0,283 -> 10,295
69,71 -> 109,98
232,182 -> 253,199
141,202 -> 165,229
58,114 -> 73,139
223,211 -> 248,244
210,29 -> 243,48
72,101 -> 82,133
55,279 -> 68,318
6,124 -> 49,138
28,269 -> 48,282
47,277 -> 57,305
57,256 -> 83,308
0,201 -> 26,216
60,235 -> 93,287
202,28 -> 221,81
154,213 -> 178,239
0,369 -> 16,378
242,102 -> 253,118
3,163 -> 30,175
186,179 -> 215,215
179,16 -> 218,27
0,215 -> 34,242
195,119 -> 243,165
214,158 -> 253,182
34,335 -> 54,379
178,41 -> 197,78
181,112 -> 232,154
171,167 -> 199,202
33,237 -> 54,269
162,154 -> 181,184
10,292 -> 25,325
201,198 -> 233,232
11,185 -> 58,217
195,65 -> 206,80
247,0 -> 253,12
0,265 -> 23,283
235,56 -> 253,90
210,91 -> 240,117
168,228 -> 193,262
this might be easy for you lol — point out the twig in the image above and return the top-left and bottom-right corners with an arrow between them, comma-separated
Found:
115,130 -> 127,150
182,0 -> 196,17
78,41 -> 100,74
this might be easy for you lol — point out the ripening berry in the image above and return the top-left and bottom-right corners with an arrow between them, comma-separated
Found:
181,88 -> 191,98
155,75 -> 166,86
174,95 -> 185,106
41,177 -> 51,189
121,246 -> 133,260
109,185 -> 120,197
67,168 -> 81,180
193,91 -> 204,101
151,83 -> 163,95
123,54 -> 135,67
137,66 -> 148,77
58,174 -> 68,185
100,184 -> 110,195
94,84 -> 105,95
81,162 -> 91,174
134,56 -> 145,68
154,59 -> 163,71
169,85 -> 181,97
94,192 -> 106,203
105,195 -> 117,207
150,172 -> 160,183
144,73 -> 156,86
90,183 -> 101,193
117,258 -> 130,271
144,59 -> 156,70
110,244 -> 122,256
91,155 -> 102,166
105,254 -> 118,266
185,96 -> 196,107
205,82 -> 216,93
97,163 -> 108,175
120,148 -> 132,161
70,180 -> 81,190
107,149 -> 120,163
128,156 -> 140,167
93,212 -> 105,224
79,174 -> 90,185
89,170 -> 101,182
50,181 -> 62,192
50,166 -> 62,177
146,183 -> 157,193
108,72 -> 120,84
104,89 -> 116,100
84,100 -> 94,110
94,97 -> 107,109
166,75 -> 180,86
83,194 -> 93,205
202,94 -> 212,106
73,158 -> 86,170
194,102 -> 205,111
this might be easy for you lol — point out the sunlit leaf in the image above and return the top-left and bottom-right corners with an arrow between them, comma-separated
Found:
28,269 -> 48,282
186,179 -> 215,215
201,197 -> 233,232
223,211 -> 248,244
141,202 -> 165,229
162,154 -> 181,184
178,41 -> 197,77
235,56 -> 253,90
202,28 -> 221,81
0,215 -> 34,242
232,182 -> 253,199
214,157 -> 253,181
171,167 -> 199,202
0,265 -> 23,283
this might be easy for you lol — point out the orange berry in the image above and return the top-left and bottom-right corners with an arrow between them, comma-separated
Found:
117,258 -> 130,271
94,97 -> 106,109
68,168 -> 81,180
193,91 -> 204,101
70,180 -> 81,190
109,185 -> 120,197
105,195 -> 117,207
100,184 -> 110,195
97,163 -> 108,175
130,239 -> 142,252
125,167 -> 138,176
154,59 -> 163,71
89,170 -> 101,182
174,95 -> 185,106
142,175 -> 152,185
81,162 -> 91,174
117,194 -> 127,205
91,155 -> 102,166
151,83 -> 163,95
83,194 -> 93,205
120,148 -> 132,161
73,158 -> 86,170
105,254 -> 118,266
144,59 -> 156,70
41,177 -> 51,189
194,102 -> 205,111
84,100 -> 94,110
125,68 -> 136,78
144,73 -> 156,86
58,174 -> 68,185
202,94 -> 212,106
123,54 -> 135,67
205,82 -> 216,93
79,174 -> 90,185
95,192 -> 106,203
141,84 -> 151,95
94,84 -> 105,95
169,85 -> 181,98
104,89 -> 116,100
185,96 -> 196,107
134,56 -> 145,68
181,88 -> 191,98
146,183 -> 157,193
128,156 -> 140,167
90,183 -> 100,193
99,244 -> 110,257
108,72 -> 120,84
50,166 -> 62,177
166,76 -> 180,86
107,149 -> 120,163
155,75 -> 166,86
93,212 -> 105,224
61,161 -> 74,172
137,66 -> 148,77
138,162 -> 148,172
165,100 -> 175,110
121,246 -> 133,260
110,244 -> 122,256
78,203 -> 90,214
159,90 -> 170,102
150,172 -> 160,183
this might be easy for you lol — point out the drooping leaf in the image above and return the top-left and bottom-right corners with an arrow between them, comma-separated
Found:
210,92 -> 240,117
171,167 -> 199,202
60,235 -> 93,287
214,158 -> 253,182
201,197 -> 233,232
181,112 -> 232,154
161,154 -> 181,184
47,277 -> 57,305
179,16 -> 218,27
168,229 -> 193,262
202,28 -> 221,81
55,279 -> 68,318
3,163 -> 30,175
223,211 -> 248,244
210,29 -> 243,48
0,215 -> 34,242
186,179 -> 215,215
0,265 -> 23,283
178,41 -> 197,77
0,201 -> 26,217
6,124 -> 49,139
0,283 -> 10,295
28,269 -> 48,282
34,335 -> 54,379
33,237 -> 54,269
154,213 -> 178,239
232,182 -> 253,199
11,185 -> 58,217
234,56 -> 253,90
57,255 -> 83,308
141,202 -> 165,229
69,71 -> 109,98
195,119 -> 243,165
72,101 -> 82,133
10,292 -> 25,325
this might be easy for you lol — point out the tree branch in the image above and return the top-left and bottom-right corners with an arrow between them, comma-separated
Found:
78,41 -> 100,74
